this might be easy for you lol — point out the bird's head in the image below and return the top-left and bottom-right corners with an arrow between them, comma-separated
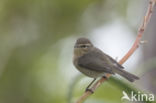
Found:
74,37 -> 93,57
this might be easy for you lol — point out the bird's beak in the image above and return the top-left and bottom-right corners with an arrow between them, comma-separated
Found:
74,44 -> 79,48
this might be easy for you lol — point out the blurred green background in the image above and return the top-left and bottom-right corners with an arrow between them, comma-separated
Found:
0,0 -> 156,103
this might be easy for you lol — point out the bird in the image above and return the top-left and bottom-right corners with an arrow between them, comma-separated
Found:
73,37 -> 139,92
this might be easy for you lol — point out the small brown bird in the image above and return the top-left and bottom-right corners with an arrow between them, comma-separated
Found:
73,37 -> 139,91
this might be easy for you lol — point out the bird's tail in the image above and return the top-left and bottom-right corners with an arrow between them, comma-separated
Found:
114,68 -> 139,82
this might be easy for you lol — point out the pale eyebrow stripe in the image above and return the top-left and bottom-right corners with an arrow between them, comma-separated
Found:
79,44 -> 91,46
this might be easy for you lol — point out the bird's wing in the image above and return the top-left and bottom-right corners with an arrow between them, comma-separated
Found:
78,48 -> 124,73
105,54 -> 124,69
77,48 -> 116,74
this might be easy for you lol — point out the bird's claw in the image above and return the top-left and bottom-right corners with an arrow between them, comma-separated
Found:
85,88 -> 94,93
102,76 -> 108,79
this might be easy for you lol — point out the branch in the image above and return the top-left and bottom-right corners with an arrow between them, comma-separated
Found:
75,0 -> 156,103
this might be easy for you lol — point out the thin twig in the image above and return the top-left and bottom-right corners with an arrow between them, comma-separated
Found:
75,0 -> 156,103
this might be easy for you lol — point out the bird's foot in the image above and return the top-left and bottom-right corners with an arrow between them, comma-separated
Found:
102,76 -> 108,79
85,88 -> 94,94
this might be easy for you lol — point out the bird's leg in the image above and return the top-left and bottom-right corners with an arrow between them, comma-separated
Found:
102,73 -> 108,79
102,75 -> 108,79
85,78 -> 96,93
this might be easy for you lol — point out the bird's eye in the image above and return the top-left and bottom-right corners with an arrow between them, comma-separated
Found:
81,45 -> 88,48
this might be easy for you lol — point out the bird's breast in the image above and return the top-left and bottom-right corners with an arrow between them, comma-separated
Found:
76,66 -> 104,78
